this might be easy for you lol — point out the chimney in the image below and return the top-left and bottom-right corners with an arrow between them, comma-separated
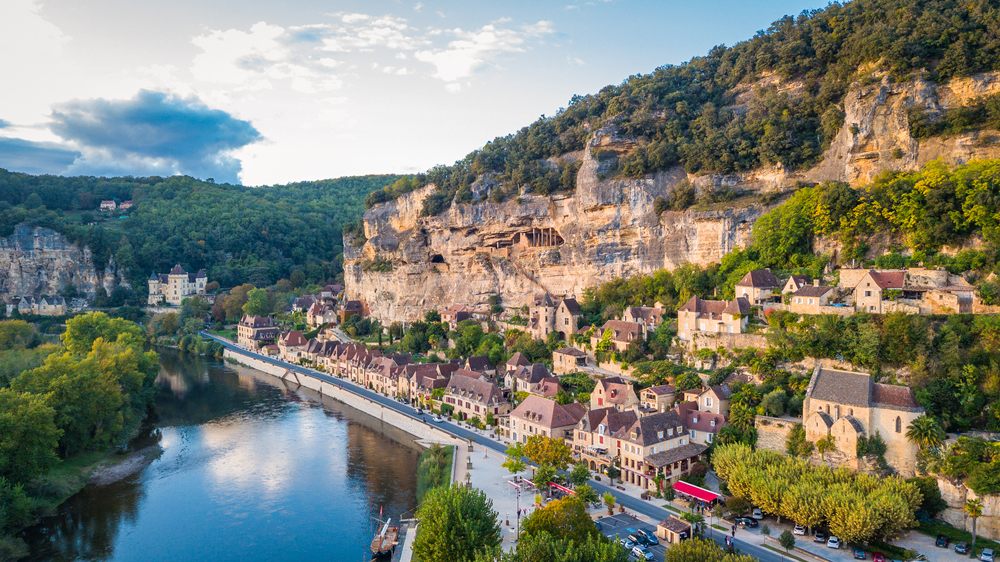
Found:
813,279 -> 820,287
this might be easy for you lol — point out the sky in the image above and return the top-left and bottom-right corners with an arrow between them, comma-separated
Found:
0,0 -> 831,186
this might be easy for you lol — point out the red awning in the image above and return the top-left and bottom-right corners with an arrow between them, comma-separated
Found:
673,481 -> 720,503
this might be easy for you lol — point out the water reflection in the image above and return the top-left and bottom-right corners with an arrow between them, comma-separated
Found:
21,349 -> 421,562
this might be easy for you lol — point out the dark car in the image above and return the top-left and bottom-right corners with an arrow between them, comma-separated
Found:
639,529 -> 659,545
936,535 -> 950,548
814,532 -> 827,543
595,522 -> 603,532
854,547 -> 866,559
735,517 -> 758,528
627,534 -> 646,546
956,542 -> 969,554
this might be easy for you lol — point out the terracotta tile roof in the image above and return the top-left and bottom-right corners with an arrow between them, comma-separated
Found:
615,411 -> 685,447
644,384 -> 676,396
599,320 -> 643,343
278,330 -> 307,347
645,443 -> 708,467
595,377 -> 634,405
465,356 -> 495,371
531,377 -> 563,397
658,517 -> 692,534
513,363 -> 550,384
858,270 -> 905,290
722,297 -> 751,315
735,269 -> 781,288
554,347 -> 587,357
872,383 -> 922,411
511,395 -> 586,429
794,285 -> 834,298
674,401 -> 725,433
446,375 -> 505,406
506,352 -> 531,369
678,296 -> 728,315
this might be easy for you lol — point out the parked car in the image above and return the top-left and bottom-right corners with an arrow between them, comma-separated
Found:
752,508 -> 763,520
793,525 -> 806,535
853,547 -> 866,559
638,529 -> 659,545
414,407 -> 424,415
627,533 -> 646,546
935,535 -> 950,548
432,414 -> 443,422
872,552 -> 885,562
735,517 -> 758,528
956,543 -> 969,554
619,537 -> 636,550
632,545 -> 654,560
814,532 -> 826,543
828,536 -> 841,549
982,548 -> 995,562
595,522 -> 603,532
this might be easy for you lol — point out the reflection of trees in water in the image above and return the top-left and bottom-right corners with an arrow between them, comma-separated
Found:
21,477 -> 145,562
154,348 -> 290,427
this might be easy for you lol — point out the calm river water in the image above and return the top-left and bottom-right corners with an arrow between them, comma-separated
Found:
20,349 -> 422,562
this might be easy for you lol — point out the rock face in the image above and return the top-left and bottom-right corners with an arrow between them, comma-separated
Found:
0,225 -> 118,299
346,72 -> 1000,323
937,478 -> 1000,541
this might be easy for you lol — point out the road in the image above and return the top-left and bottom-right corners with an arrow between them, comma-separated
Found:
200,332 -> 785,562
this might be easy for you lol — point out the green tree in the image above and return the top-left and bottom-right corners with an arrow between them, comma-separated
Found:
412,485 -> 502,562
503,443 -> 527,476
966,498 -> 983,556
603,492 -> 616,515
242,288 -> 270,316
521,495 -> 597,544
523,435 -> 573,470
62,312 -> 144,355
575,484 -> 598,506
568,463 -> 591,486
779,529 -> 796,554
473,532 -> 629,562
816,435 -> 836,462
906,416 -> 947,450
663,538 -> 757,562
533,465 -> 557,494
0,388 -> 61,482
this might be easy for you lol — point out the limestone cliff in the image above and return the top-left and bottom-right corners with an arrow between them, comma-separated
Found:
346,72 -> 1000,324
937,478 -> 1000,541
0,224 -> 120,299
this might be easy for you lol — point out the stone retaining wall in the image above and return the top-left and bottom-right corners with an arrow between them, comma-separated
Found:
755,416 -> 798,453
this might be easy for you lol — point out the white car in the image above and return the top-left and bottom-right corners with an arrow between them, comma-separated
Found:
631,545 -> 653,560
432,414 -> 443,422
982,549 -> 995,562
827,536 -> 841,549
751,508 -> 763,520
793,525 -> 806,535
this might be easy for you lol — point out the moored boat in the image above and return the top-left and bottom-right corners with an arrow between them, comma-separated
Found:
370,518 -> 398,557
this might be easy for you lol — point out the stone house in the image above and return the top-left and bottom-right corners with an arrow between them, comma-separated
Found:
572,407 -> 637,472
340,300 -> 362,323
148,264 -> 208,306
782,275 -> 811,294
552,347 -> 588,375
692,384 -> 731,417
38,296 -> 66,315
277,330 -> 308,362
100,200 -> 117,211
443,374 -> 510,421
306,302 -> 338,327
292,295 -> 317,312
529,377 -> 563,398
507,395 -> 586,444
237,315 -> 280,348
464,356 -> 496,377
591,320 -> 645,352
622,305 -> 666,332
676,296 -> 750,342
802,366 -> 924,476
788,282 -> 837,315
674,401 -> 725,445
656,516 -> 692,544
615,411 -> 707,491
527,293 -> 582,341
441,304 -> 472,331
504,352 -> 531,376
640,385 -> 676,414
409,367 -> 454,405
852,270 -> 906,313
734,269 -> 782,306
590,376 -> 639,412
505,363 -> 550,393
118,200 -> 133,211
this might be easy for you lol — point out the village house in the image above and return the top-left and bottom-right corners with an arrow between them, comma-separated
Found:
590,320 -> 644,352
802,366 -> 924,476
590,376 -> 639,412
340,300 -> 363,323
572,407 -> 638,472
505,363 -> 550,393
640,385 -> 676,414
552,347 -> 588,375
788,281 -> 839,315
782,275 -> 811,294
368,354 -> 413,396
615,411 -> 708,492
409,367 -> 455,406
676,296 -> 750,341
622,304 -> 666,332
147,264 -> 208,306
100,200 -> 117,212
118,200 -> 133,211
734,269 -> 782,306
443,374 -> 510,421
504,352 -> 531,375
464,356 -> 496,378
674,401 -> 725,445
529,377 -> 563,398
441,304 -> 472,330
306,302 -> 338,327
691,384 -> 731,417
237,315 -> 280,349
277,330 -> 308,363
9,296 -> 66,316
507,395 -> 586,444
292,295 -> 317,313
527,293 -> 582,341
852,270 -> 905,313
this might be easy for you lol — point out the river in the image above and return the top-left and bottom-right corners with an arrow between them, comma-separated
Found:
20,348 -> 423,562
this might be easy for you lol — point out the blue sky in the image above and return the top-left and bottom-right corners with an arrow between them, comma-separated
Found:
0,0 -> 831,185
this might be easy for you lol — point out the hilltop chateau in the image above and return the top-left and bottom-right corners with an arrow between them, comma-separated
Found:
147,264 -> 207,306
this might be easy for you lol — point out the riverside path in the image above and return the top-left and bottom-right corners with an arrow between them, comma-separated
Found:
199,332 -> 785,562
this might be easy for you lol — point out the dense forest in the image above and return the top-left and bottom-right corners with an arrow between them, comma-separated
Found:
362,0 -> 1000,216
0,170 -> 402,297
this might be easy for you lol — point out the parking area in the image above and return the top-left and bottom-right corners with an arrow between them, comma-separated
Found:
596,513 -> 667,562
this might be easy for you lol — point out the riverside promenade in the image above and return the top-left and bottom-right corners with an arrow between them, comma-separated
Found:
201,333 -> 787,562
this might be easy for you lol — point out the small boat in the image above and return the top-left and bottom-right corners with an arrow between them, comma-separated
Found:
370,518 -> 399,558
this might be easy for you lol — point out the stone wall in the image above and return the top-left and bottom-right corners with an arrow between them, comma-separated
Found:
755,415 -> 798,453
690,332 -> 770,353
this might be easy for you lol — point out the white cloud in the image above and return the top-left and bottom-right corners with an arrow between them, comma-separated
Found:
445,83 -> 462,93
340,13 -> 371,24
414,3 -> 424,12
568,56 -> 585,66
414,21 -> 554,83
191,22 -> 288,84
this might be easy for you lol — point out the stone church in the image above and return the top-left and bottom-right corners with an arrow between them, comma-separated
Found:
802,366 -> 924,476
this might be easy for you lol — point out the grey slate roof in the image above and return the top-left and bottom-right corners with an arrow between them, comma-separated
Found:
645,443 -> 708,468
807,367 -> 872,408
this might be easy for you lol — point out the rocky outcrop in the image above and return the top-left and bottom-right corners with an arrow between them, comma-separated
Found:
346,71 -> 1000,324
937,478 -> 1000,541
0,225 -> 119,299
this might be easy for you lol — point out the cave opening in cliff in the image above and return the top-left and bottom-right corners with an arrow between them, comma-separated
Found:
430,254 -> 446,263
515,227 -> 564,248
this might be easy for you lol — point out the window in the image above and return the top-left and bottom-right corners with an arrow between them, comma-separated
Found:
796,298 -> 802,304
706,397 -> 713,407
849,408 -> 853,416
668,428 -> 673,436
864,291 -> 871,297
707,433 -> 713,443
895,417 -> 901,433
710,420 -> 715,427
690,430 -> 696,439
657,431 -> 663,439
808,298 -> 814,305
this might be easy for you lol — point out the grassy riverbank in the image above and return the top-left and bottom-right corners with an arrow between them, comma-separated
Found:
416,444 -> 454,504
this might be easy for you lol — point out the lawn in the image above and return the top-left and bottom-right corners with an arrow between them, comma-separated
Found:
210,329 -> 237,341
